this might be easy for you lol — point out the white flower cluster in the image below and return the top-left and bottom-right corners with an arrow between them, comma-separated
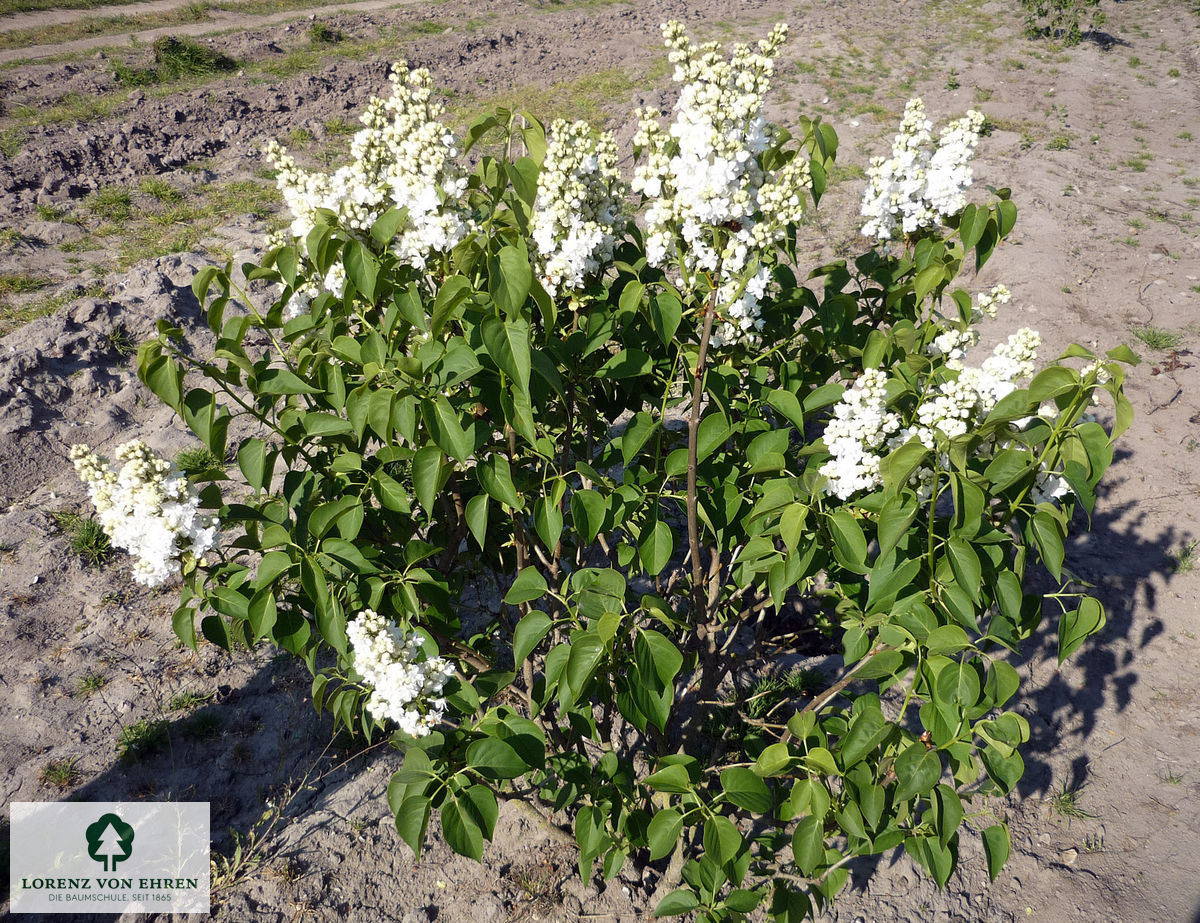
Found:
69,442 -> 219,587
1081,359 -> 1111,386
819,369 -> 901,500
927,327 -> 979,369
820,293 -> 1046,501
972,283 -> 1011,321
264,63 -> 470,317
346,608 -> 456,737
274,264 -> 349,320
860,99 -> 985,240
530,120 -> 627,297
631,22 -> 811,347
958,327 -> 1041,414
1032,471 -> 1071,505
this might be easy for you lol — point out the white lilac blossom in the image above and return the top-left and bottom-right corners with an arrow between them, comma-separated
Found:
903,327 -> 1041,452
821,324 -> 1046,500
819,369 -> 901,500
860,98 -> 985,240
264,62 -> 470,318
927,327 -> 979,370
346,608 -> 456,737
1081,359 -> 1111,385
69,441 -> 219,587
1032,471 -> 1073,505
972,283 -> 1011,321
960,327 -> 1042,413
927,283 -> 1012,368
631,21 -> 810,347
911,378 -> 978,444
530,120 -> 627,297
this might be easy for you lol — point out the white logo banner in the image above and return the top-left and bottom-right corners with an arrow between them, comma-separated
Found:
9,801 -> 210,914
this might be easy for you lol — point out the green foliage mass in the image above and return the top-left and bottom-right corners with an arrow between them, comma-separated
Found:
138,93 -> 1132,923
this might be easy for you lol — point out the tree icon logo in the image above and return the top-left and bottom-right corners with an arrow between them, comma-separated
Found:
86,813 -> 135,872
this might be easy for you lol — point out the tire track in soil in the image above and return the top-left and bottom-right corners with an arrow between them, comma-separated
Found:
0,0 -> 417,64
0,0 -> 224,31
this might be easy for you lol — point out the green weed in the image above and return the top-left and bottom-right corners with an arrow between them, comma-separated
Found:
0,274 -> 50,296
50,511 -> 111,566
0,127 -> 25,158
1082,832 -> 1105,853
168,689 -> 212,711
307,21 -> 342,44
105,323 -> 136,356
114,35 -> 236,87
1125,153 -> 1152,173
1170,539 -> 1198,574
175,445 -> 226,476
86,186 -> 132,221
40,757 -> 82,788
1046,781 -> 1096,827
77,672 -> 106,696
138,177 -> 184,203
1130,324 -> 1182,351
116,718 -> 168,761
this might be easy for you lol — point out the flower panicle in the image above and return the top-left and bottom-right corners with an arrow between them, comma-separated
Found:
69,441 -> 219,587
264,61 -> 471,319
530,119 -> 628,298
346,609 -> 456,737
633,21 -> 810,348
819,284 -> 1055,502
860,97 -> 986,241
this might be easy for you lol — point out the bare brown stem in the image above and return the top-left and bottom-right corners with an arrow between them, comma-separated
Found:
787,645 -> 885,734
686,288 -> 720,623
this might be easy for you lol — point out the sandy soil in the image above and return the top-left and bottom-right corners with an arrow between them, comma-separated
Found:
1,0 -> 1199,920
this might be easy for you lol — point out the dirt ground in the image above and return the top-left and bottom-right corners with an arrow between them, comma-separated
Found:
1,0 -> 1199,920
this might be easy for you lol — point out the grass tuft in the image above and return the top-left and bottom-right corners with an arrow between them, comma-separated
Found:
0,127 -> 25,159
114,35 -> 236,87
0,273 -> 50,296
1170,539 -> 1198,574
168,689 -> 212,711
40,757 -> 82,788
86,186 -> 132,221
105,323 -> 136,356
307,21 -> 342,44
175,445 -> 226,477
1046,781 -> 1096,827
50,510 -> 111,566
116,718 -> 168,761
138,177 -> 184,203
1130,325 -> 1183,351
76,672 -> 106,696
